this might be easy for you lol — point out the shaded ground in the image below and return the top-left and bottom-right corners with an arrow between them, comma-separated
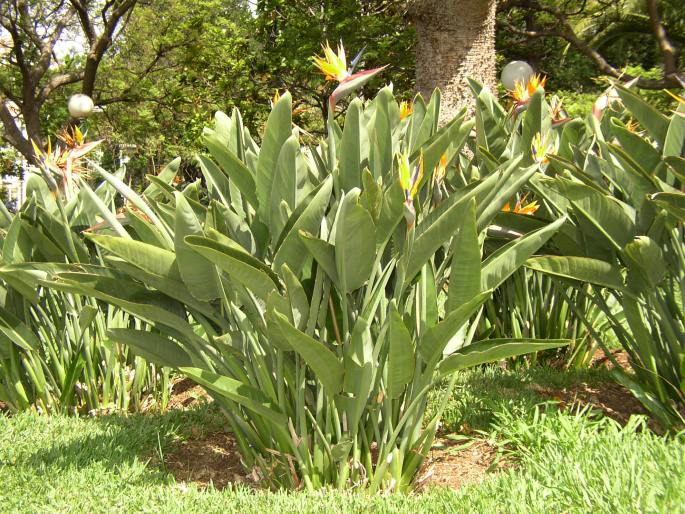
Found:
163,430 -> 247,490
161,429 -> 505,492
529,381 -> 661,432
167,377 -> 211,410
590,349 -> 631,371
159,361 -> 659,492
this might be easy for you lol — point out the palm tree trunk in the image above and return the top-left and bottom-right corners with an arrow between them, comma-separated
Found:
409,0 -> 497,124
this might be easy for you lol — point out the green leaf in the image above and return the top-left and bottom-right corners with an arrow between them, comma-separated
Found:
203,133 -> 258,208
419,291 -> 491,365
87,234 -> 178,279
481,217 -> 566,291
267,310 -> 343,394
281,263 -> 309,331
143,157 -> 180,200
387,305 -> 414,398
299,231 -> 339,285
615,86 -> 669,147
525,256 -> 624,290
180,367 -> 288,425
403,194 -> 471,286
339,99 -> 364,191
273,176 -> 333,272
185,234 -> 279,300
439,338 -> 570,375
664,105 -> 685,157
551,178 -> 635,250
650,192 -> 685,222
109,329 -> 193,369
174,193 -> 221,301
256,92 -> 292,222
335,192 -> 376,292
447,199 -> 481,313
0,306 -> 41,351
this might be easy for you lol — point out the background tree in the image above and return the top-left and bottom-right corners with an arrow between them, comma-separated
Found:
497,0 -> 684,90
408,0 -> 498,122
0,0 -> 138,163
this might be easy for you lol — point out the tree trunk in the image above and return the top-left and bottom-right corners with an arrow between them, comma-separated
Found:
409,0 -> 497,124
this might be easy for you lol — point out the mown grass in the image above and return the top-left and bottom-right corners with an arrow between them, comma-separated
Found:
1,367 -> 684,514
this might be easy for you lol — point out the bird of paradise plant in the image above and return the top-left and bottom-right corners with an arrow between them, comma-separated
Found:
502,194 -> 540,215
313,41 -> 387,108
398,151 -> 424,229
31,126 -> 102,200
399,100 -> 413,120
531,132 -> 555,165
510,74 -> 547,106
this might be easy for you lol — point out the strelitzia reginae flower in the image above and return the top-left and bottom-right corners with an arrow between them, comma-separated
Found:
399,100 -> 413,120
502,194 -> 540,216
531,132 -> 554,165
313,42 -> 350,82
510,74 -> 547,104
32,126 -> 102,199
398,151 -> 424,229
666,90 -> 685,119
313,41 -> 387,108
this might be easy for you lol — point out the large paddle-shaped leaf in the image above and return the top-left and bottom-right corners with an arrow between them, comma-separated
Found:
256,92 -> 292,223
180,367 -> 288,425
526,256 -> 624,290
387,305 -> 414,398
174,192 -> 221,301
185,234 -> 279,300
335,191 -> 376,293
438,338 -> 571,376
267,310 -> 343,394
481,216 -> 566,291
109,328 -> 193,369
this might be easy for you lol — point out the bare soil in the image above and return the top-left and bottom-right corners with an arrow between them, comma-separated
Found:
167,377 -> 211,410
161,430 -> 505,492
590,349 -> 631,371
163,430 -> 248,490
415,438 -> 506,491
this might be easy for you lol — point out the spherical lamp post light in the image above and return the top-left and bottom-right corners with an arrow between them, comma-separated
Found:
500,61 -> 534,91
68,94 -> 95,120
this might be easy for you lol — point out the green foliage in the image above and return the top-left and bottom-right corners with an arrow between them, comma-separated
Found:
34,82 -> 570,491
0,168 -> 169,414
469,75 -> 685,428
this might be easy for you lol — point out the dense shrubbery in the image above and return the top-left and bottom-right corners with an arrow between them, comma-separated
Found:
1,64 -> 683,491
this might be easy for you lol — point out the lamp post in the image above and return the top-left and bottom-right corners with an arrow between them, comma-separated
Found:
500,61 -> 534,90
68,94 -> 95,120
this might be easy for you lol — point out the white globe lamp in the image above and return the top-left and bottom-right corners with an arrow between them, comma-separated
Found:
500,61 -> 534,90
68,94 -> 95,119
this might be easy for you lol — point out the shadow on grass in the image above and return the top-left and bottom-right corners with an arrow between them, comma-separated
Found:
17,403 -> 225,482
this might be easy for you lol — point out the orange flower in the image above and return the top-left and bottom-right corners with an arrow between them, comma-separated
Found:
434,153 -> 447,185
510,74 -> 547,104
502,194 -> 539,216
399,100 -> 413,120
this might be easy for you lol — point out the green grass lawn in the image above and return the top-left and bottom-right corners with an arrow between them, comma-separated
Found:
1,366 -> 684,514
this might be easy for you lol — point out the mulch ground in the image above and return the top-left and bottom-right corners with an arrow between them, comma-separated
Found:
163,430 -> 247,490
167,377 -> 211,410
415,439 -> 505,491
159,351 -> 656,492
590,349 -> 631,371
